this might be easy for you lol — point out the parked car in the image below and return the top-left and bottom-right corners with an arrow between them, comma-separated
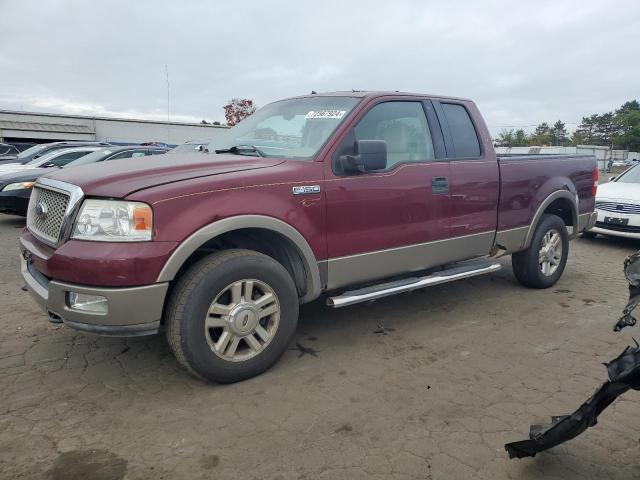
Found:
0,143 -> 20,160
0,141 -> 110,166
19,91 -> 597,383
0,146 -> 169,216
170,139 -> 211,154
11,142 -> 38,152
584,163 -> 640,239
0,146 -> 103,175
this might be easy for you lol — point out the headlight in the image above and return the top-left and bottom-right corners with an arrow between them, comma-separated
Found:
71,199 -> 153,241
2,181 -> 35,192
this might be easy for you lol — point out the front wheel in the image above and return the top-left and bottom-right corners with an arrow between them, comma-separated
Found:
512,214 -> 569,289
165,249 -> 299,383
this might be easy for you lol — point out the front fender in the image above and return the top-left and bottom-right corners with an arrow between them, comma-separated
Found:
156,215 -> 322,303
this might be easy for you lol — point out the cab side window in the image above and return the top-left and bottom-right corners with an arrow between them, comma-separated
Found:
354,102 -> 435,169
440,103 -> 481,158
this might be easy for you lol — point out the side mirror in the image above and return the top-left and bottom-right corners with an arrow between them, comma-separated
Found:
340,140 -> 387,173
609,176 -> 616,182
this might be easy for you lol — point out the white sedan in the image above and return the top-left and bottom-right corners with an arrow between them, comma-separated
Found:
0,146 -> 101,175
586,164 -> 640,239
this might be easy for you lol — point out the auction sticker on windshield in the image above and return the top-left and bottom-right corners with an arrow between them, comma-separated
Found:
305,110 -> 346,119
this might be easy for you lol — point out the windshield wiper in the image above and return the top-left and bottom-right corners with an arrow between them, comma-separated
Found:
214,145 -> 264,157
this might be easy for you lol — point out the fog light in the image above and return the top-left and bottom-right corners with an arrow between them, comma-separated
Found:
67,292 -> 108,313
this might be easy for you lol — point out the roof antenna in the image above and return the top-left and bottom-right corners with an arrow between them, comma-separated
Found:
310,90 -> 317,94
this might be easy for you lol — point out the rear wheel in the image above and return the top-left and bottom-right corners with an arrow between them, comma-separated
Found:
166,249 -> 299,383
512,214 -> 569,289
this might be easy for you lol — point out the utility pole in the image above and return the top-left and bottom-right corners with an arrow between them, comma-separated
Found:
166,64 -> 171,144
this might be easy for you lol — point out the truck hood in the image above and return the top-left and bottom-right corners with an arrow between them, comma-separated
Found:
42,153 -> 285,198
597,182 -> 640,203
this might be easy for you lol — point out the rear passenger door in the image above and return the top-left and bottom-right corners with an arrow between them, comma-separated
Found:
324,99 -> 451,290
433,100 -> 499,255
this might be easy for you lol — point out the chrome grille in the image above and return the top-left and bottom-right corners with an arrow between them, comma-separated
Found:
596,201 -> 640,215
27,186 -> 70,245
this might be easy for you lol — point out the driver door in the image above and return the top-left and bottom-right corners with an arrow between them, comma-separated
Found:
323,99 -> 451,290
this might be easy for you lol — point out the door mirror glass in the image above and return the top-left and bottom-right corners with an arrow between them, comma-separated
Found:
340,139 -> 387,173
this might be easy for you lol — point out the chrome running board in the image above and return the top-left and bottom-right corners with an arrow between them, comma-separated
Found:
327,260 -> 501,308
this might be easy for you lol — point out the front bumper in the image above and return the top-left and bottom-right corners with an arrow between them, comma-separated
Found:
588,208 -> 640,240
0,189 -> 30,216
21,253 -> 169,337
589,225 -> 640,240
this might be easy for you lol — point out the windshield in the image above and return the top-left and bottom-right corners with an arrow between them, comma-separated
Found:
616,164 -> 640,183
16,143 -> 49,159
25,149 -> 94,167
207,96 -> 360,159
171,143 -> 206,154
64,149 -> 111,167
25,149 -> 60,166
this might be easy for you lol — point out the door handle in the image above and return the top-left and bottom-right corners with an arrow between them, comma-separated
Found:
431,176 -> 449,195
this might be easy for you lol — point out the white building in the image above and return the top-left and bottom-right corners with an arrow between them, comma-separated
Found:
0,109 -> 228,146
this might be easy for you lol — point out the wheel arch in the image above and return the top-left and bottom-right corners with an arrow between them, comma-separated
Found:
157,215 -> 322,303
524,190 -> 578,249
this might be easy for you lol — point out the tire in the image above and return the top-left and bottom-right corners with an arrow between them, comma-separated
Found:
165,249 -> 299,383
512,214 -> 569,289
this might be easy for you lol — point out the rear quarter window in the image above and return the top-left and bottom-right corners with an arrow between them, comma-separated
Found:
441,103 -> 481,158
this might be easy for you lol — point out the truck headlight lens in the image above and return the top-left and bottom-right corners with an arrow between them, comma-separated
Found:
71,199 -> 153,241
2,181 -> 35,192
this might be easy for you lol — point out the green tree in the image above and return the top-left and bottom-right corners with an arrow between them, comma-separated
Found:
569,130 -> 585,146
575,114 -> 598,144
616,100 -> 640,116
528,122 -> 552,146
513,129 -> 528,146
550,120 -> 567,146
594,112 -> 619,145
495,129 -> 516,147
613,100 -> 640,150
574,113 -> 618,145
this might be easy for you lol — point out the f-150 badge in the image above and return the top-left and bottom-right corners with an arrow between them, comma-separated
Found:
292,185 -> 321,195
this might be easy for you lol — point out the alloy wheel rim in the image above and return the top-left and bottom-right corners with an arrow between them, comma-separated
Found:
539,229 -> 563,276
204,279 -> 280,362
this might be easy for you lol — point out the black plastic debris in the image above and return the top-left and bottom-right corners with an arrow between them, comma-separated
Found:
506,250 -> 640,459
505,343 -> 640,459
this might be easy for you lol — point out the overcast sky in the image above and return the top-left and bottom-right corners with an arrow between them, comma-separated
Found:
1,0 -> 638,135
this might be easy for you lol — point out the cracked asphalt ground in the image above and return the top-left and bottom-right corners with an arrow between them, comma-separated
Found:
1,215 -> 640,480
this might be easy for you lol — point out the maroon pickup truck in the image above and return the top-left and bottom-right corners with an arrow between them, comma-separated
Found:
19,91 -> 598,382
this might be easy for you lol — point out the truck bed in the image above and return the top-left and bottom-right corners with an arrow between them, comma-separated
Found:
497,153 -> 597,232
